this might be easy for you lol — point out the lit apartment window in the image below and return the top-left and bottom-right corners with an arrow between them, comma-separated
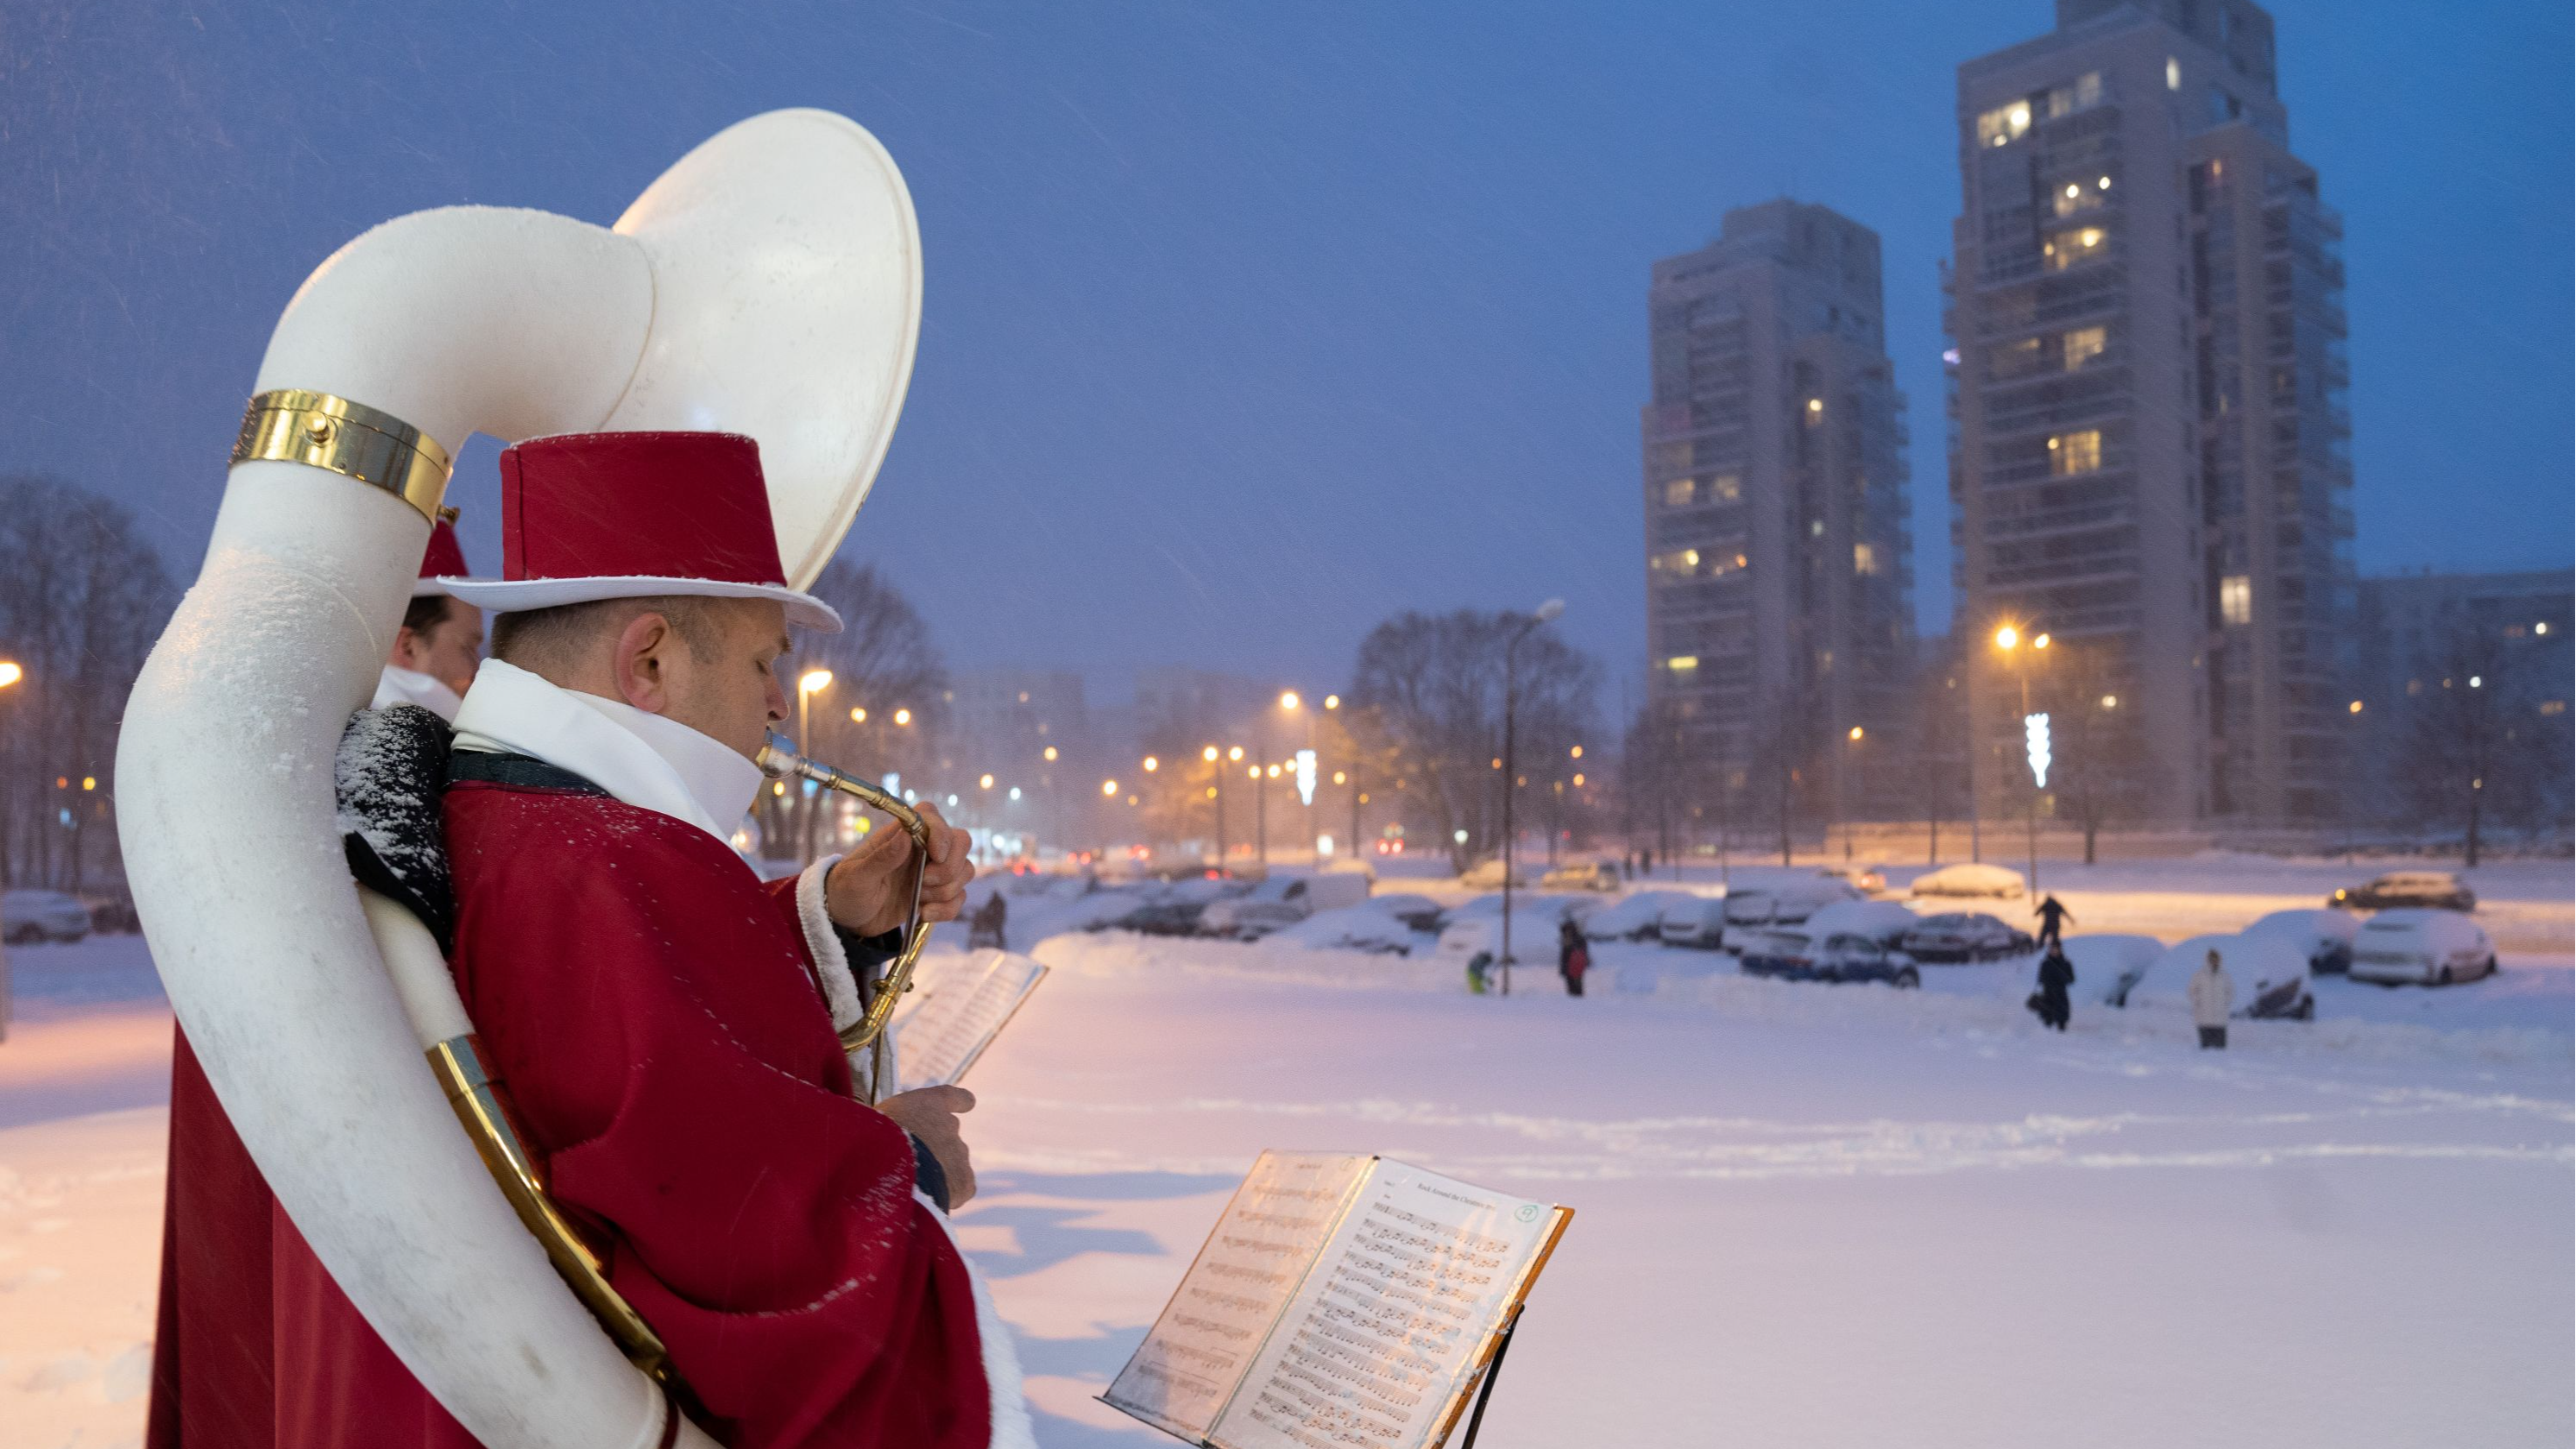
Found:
2063,325 -> 2107,370
1650,548 -> 1701,576
2048,429 -> 2102,475
1667,655 -> 1701,672
2542,701 -> 2569,717
1707,473 -> 1743,503
2220,574 -> 2252,627
1854,542 -> 1880,576
1663,477 -> 1695,507
2042,225 -> 2109,270
2166,56 -> 2181,91
2045,72 -> 2102,118
1977,98 -> 2031,148
2052,180 -> 2105,217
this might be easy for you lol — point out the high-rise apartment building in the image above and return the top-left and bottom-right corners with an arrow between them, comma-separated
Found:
1949,0 -> 2352,826
1642,200 -> 1913,826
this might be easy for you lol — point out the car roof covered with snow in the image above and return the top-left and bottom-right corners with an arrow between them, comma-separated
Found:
2358,909 -> 2491,951
2137,931 -> 2309,999
1910,863 -> 2026,897
1799,900 -> 1922,941
2243,908 -> 2361,946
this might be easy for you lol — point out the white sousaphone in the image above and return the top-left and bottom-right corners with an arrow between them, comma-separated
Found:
117,110 -> 921,1449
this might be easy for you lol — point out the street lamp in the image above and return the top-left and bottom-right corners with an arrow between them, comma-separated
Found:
1203,745 -> 1225,866
795,669 -> 834,862
1993,626 -> 2050,891
0,660 -> 22,690
1499,597 -> 1565,996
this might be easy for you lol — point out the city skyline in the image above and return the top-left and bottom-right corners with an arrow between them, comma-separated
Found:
2,1 -> 2567,702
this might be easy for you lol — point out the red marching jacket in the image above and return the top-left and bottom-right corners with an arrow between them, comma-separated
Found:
148,766 -> 1023,1448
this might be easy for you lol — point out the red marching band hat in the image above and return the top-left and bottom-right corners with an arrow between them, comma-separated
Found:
413,514 -> 472,596
438,432 -> 843,633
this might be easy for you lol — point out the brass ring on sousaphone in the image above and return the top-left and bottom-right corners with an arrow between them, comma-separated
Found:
756,731 -> 933,1060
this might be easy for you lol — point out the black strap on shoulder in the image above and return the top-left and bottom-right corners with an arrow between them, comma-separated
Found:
447,749 -> 611,797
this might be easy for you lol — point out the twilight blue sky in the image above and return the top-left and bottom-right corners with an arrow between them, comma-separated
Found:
3,1 -> 2567,700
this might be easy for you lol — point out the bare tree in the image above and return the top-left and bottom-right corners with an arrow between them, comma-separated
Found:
775,562 -> 948,860
1348,609 -> 1598,873
2039,639 -> 2138,866
0,475 -> 179,891
2397,621 -> 2572,866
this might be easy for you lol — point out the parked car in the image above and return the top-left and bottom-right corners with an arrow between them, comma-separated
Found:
1585,890 -> 1707,942
1277,899 -> 1433,956
2241,908 -> 2362,975
1457,859 -> 1534,890
1723,880 -> 1861,933
2348,910 -> 2498,986
2,888 -> 91,944
1362,893 -> 1447,934
2062,934 -> 2166,1005
1738,927 -> 1921,988
2113,932 -> 2313,1018
2329,871 -> 2475,913
1540,861 -> 1621,892
1200,873 -> 1372,940
1816,864 -> 1887,896
1098,899 -> 1212,936
1794,899 -> 1923,948
1658,897 -> 1730,950
1898,911 -> 2034,963
1909,863 -> 2027,899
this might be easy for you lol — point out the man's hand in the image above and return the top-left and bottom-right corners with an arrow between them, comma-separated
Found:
875,1085 -> 977,1207
826,799 -> 975,937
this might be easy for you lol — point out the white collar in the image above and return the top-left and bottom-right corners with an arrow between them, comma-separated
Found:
372,665 -> 463,723
449,659 -> 763,846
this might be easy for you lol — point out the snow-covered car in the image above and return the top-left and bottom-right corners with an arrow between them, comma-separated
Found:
2329,871 -> 2475,913
1817,864 -> 1887,896
1362,893 -> 1446,933
2060,934 -> 2165,1005
1795,899 -> 1923,948
1456,859 -> 1534,889
1586,890 -> 1706,942
1437,898 -> 1590,960
1723,879 -> 1861,931
1539,861 -> 1621,892
1909,863 -> 2027,899
1275,899 -> 1433,956
2347,910 -> 2497,986
1737,928 -> 1920,987
2115,933 -> 2313,1018
2,887 -> 91,944
1658,897 -> 1730,950
1897,911 -> 2033,963
2240,908 -> 2362,975
1200,873 -> 1371,940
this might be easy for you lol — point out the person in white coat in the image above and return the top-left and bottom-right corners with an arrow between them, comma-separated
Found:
2189,948 -> 2234,1049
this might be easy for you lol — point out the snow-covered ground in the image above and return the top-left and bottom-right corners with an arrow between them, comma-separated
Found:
3,862 -> 2571,1447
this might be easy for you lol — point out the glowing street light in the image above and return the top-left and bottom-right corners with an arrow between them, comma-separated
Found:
1101,778 -> 1118,797
1279,690 -> 1301,711
1042,745 -> 1057,761
1993,624 -> 2019,652
1227,746 -> 1244,761
979,773 -> 995,790
894,708 -> 913,727
1201,745 -> 1219,762
849,707 -> 866,723
0,660 -> 21,690
1848,726 -> 1864,741
797,669 -> 834,696
1143,755 -> 1160,772
1324,695 -> 1340,710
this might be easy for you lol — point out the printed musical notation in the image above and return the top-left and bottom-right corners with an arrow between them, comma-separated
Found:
893,948 -> 1048,1092
1104,1153 -> 1570,1449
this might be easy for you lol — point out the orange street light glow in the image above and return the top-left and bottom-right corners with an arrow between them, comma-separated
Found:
797,669 -> 834,695
1100,779 -> 1118,797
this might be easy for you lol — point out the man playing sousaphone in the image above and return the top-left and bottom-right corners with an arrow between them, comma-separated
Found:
155,432 -> 1033,1446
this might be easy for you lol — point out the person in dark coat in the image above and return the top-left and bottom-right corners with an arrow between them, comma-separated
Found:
2030,946 -> 2075,1030
1557,916 -> 1590,997
2033,894 -> 2075,951
967,891 -> 1008,950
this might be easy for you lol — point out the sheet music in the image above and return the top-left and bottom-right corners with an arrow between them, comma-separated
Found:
1104,1152 -> 1374,1442
1210,1161 -> 1559,1449
895,948 -> 1048,1092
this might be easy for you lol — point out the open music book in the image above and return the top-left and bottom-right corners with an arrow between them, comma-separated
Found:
1104,1152 -> 1571,1449
893,948 -> 1049,1093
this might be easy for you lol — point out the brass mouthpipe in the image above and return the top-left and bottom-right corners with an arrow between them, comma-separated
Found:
755,731 -> 932,1058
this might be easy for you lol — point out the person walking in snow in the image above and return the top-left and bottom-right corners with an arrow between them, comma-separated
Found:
1466,948 -> 1495,995
967,891 -> 1008,950
1557,916 -> 1590,998
2189,948 -> 2234,1049
2030,945 -> 2075,1030
2033,893 -> 2075,952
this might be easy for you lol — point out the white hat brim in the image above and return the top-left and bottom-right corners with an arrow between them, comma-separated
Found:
437,575 -> 842,633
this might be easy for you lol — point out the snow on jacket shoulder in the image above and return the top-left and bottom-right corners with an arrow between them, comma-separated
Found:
2188,967 -> 2234,1027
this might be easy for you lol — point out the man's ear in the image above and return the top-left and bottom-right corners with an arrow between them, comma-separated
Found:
389,627 -> 422,671
611,611 -> 677,713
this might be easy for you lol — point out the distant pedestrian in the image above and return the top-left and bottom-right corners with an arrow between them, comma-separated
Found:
1557,917 -> 1590,998
1640,847 -> 1653,876
1466,949 -> 1495,995
2028,946 -> 2075,1031
967,892 -> 1008,951
1622,853 -> 1634,880
2033,894 -> 2075,951
2189,948 -> 2234,1049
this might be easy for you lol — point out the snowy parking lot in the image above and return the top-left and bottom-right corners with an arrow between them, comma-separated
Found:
2,857 -> 2569,1447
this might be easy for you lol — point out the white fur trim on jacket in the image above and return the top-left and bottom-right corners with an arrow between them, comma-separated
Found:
916,1188 -> 1036,1449
795,854 -> 896,1099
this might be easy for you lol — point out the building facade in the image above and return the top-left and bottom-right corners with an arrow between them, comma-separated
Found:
1949,0 -> 2353,827
1642,199 -> 1914,828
